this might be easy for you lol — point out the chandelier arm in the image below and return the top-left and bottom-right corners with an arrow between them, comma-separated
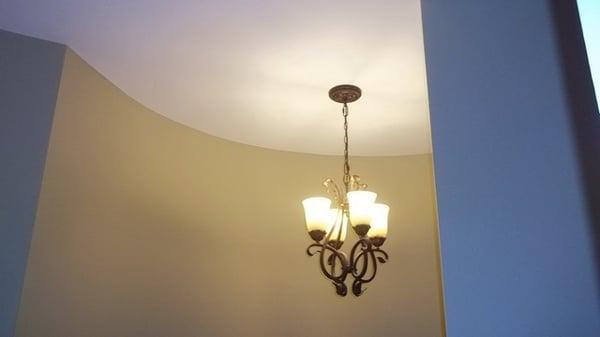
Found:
351,249 -> 377,296
321,205 -> 342,245
349,238 -> 369,276
306,241 -> 351,296
348,240 -> 391,296
360,249 -> 379,283
352,249 -> 370,279
306,243 -> 328,257
317,243 -> 350,280
373,248 -> 389,262
331,210 -> 344,243
355,246 -> 384,284
334,208 -> 343,243
320,246 -> 350,297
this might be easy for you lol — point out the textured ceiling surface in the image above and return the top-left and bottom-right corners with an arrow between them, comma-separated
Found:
0,0 -> 431,155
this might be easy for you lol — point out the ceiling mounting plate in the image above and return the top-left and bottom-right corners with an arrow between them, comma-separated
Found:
329,84 -> 362,104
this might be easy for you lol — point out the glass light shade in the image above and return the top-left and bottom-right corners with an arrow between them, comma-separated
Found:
346,191 -> 377,235
326,208 -> 348,248
302,197 -> 332,241
368,204 -> 389,241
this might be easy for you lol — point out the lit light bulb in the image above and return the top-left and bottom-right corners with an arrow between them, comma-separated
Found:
368,203 -> 389,247
346,191 -> 377,236
302,197 -> 331,242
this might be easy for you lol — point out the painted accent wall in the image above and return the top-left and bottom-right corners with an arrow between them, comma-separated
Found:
0,30 -> 65,337
15,49 -> 444,337
422,1 -> 600,336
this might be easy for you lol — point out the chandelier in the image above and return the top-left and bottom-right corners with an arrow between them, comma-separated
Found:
302,84 -> 389,297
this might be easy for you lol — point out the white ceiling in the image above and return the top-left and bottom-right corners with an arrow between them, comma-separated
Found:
0,0 -> 431,156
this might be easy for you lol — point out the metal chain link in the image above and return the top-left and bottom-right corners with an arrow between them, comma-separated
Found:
342,103 -> 350,192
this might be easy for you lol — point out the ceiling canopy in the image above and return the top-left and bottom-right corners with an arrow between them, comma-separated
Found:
0,0 -> 430,155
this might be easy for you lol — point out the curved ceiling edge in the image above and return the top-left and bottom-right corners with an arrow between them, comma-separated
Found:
0,0 -> 431,156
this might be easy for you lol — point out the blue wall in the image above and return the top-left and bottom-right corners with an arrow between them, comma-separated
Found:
421,1 -> 600,336
0,30 -> 65,336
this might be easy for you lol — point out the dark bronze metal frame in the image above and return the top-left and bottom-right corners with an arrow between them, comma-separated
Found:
304,84 -> 388,297
306,237 -> 388,296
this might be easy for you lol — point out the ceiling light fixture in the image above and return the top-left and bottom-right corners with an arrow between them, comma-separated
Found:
303,85 -> 389,297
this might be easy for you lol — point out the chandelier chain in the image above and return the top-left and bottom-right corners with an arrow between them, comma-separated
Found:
343,103 -> 350,192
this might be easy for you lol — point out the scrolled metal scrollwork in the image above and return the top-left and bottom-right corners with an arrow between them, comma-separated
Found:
306,231 -> 388,297
323,179 -> 343,207
307,242 -> 351,296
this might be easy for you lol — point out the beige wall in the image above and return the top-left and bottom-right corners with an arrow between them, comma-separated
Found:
16,49 -> 444,337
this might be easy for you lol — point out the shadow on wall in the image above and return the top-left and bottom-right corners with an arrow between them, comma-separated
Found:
551,1 -> 600,293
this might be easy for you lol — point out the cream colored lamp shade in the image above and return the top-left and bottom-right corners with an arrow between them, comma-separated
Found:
346,190 -> 377,236
368,203 -> 389,247
326,208 -> 348,249
302,197 -> 332,241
